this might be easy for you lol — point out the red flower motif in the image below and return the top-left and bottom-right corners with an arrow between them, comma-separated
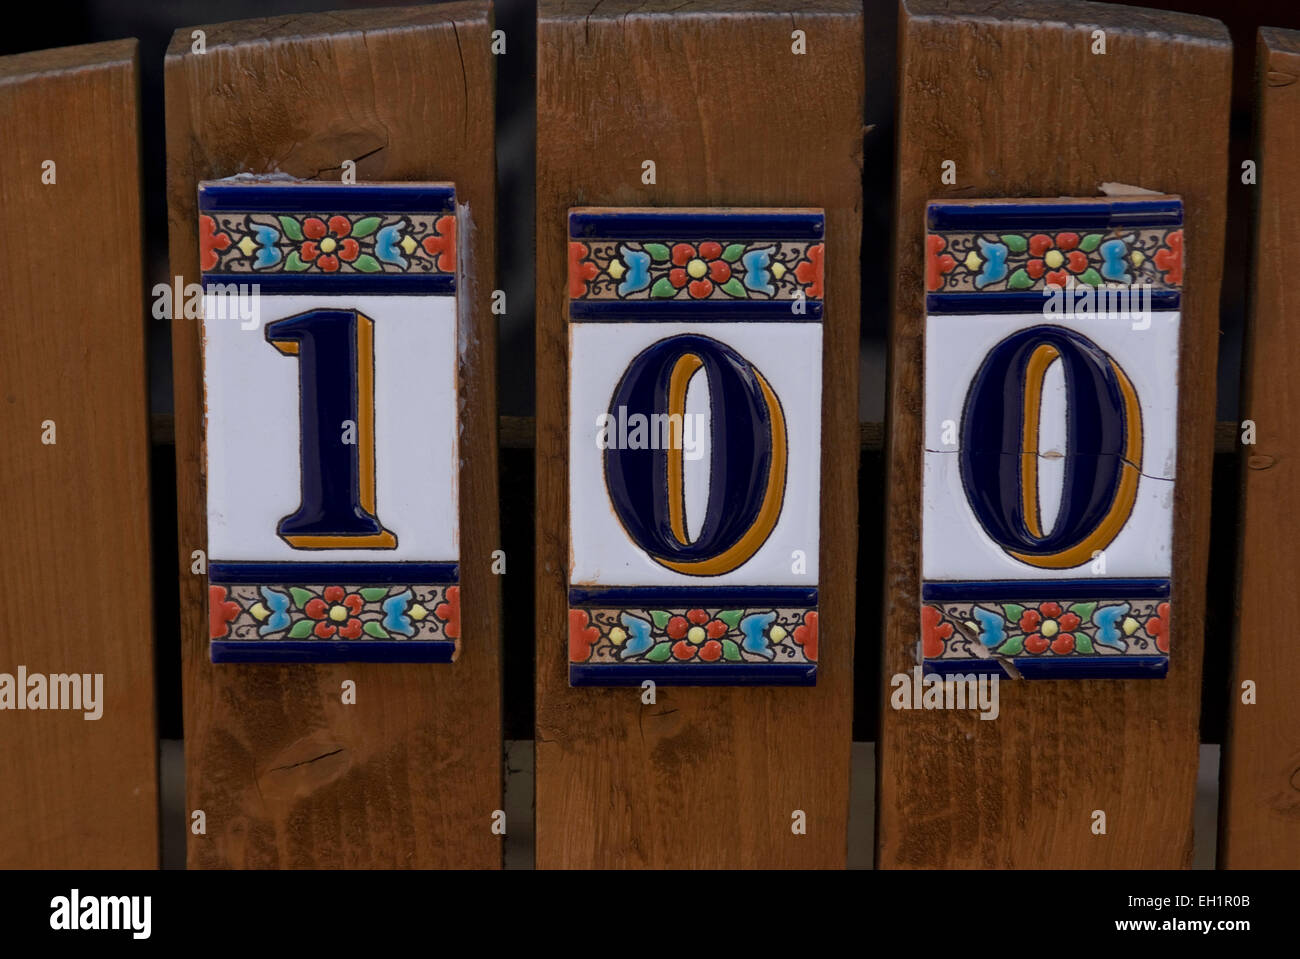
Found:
199,214 -> 232,271
667,610 -> 732,661
922,604 -> 953,658
304,585 -> 364,639
794,243 -> 825,299
209,585 -> 240,639
665,615 -> 690,640
668,242 -> 733,299
434,585 -> 460,640
1018,601 -> 1082,655
1144,602 -> 1171,654
569,241 -> 599,297
299,215 -> 360,273
686,608 -> 710,625
1026,233 -> 1088,288
925,235 -> 957,292
420,214 -> 456,272
793,611 -> 818,661
698,640 -> 724,662
1153,230 -> 1183,286
569,609 -> 599,663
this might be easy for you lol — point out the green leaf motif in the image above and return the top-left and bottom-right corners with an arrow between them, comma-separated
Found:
721,243 -> 746,262
350,216 -> 382,238
284,251 -> 310,272
1006,268 -> 1034,290
719,277 -> 748,298
650,277 -> 679,298
1077,267 -> 1103,287
363,621 -> 389,639
359,587 -> 389,602
645,642 -> 673,662
287,619 -> 315,639
1079,233 -> 1103,253
1073,633 -> 1095,655
352,254 -> 382,273
716,609 -> 744,630
278,216 -> 304,241
1001,604 -> 1026,623
289,587 -> 315,610
1000,234 -> 1028,253
1069,601 -> 1098,622
721,639 -> 743,662
995,634 -> 1024,656
649,610 -> 672,630
643,243 -> 671,262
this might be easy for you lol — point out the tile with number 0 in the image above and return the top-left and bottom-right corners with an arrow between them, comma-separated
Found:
921,196 -> 1184,679
567,208 -> 825,686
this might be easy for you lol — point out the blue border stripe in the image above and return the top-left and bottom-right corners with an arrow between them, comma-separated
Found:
570,663 -> 817,687
198,183 -> 455,214
569,211 -> 824,241
926,199 -> 1182,231
212,640 -> 456,664
569,586 -> 818,606
926,291 -> 1180,314
203,273 -> 455,295
924,656 -> 1168,680
922,579 -> 1170,601
570,299 -> 822,321
210,562 -> 459,585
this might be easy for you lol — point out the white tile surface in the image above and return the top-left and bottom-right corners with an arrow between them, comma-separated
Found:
204,293 -> 459,563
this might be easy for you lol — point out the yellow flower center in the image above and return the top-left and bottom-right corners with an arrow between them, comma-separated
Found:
963,250 -> 982,272
320,236 -> 338,254
1044,249 -> 1064,269
1040,619 -> 1059,638
687,258 -> 708,279
608,627 -> 627,646
329,604 -> 348,622
687,625 -> 707,645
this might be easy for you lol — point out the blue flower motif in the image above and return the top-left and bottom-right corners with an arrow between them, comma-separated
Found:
375,224 -> 408,269
742,246 -> 777,295
973,239 -> 1008,289
619,612 -> 654,659
258,587 -> 292,636
252,224 -> 282,270
382,589 -> 416,637
1093,602 -> 1131,651
617,245 -> 651,296
739,611 -> 777,660
971,605 -> 1006,648
1099,239 -> 1131,283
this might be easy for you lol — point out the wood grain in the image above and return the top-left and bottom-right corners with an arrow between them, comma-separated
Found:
1219,26 -> 1300,870
0,40 -> 158,868
535,0 -> 862,868
878,0 -> 1229,869
165,4 -> 502,868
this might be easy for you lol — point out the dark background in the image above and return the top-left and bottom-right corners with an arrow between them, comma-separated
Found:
4,0 -> 1297,745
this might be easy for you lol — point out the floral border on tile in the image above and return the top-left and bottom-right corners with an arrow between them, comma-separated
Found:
200,212 -> 455,275
569,239 -> 823,301
210,583 -> 459,644
570,606 -> 817,665
926,228 -> 1183,293
922,599 -> 1169,661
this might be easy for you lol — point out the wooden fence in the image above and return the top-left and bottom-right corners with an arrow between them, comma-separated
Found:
0,0 -> 1296,870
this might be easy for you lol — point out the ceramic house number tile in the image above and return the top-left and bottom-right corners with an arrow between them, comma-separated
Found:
921,197 -> 1183,679
200,180 -> 461,663
567,208 -> 825,686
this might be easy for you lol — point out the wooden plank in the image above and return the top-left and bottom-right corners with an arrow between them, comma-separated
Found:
1220,26 -> 1300,870
878,0 -> 1229,869
0,40 -> 158,868
535,0 -> 862,868
165,4 -> 502,869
